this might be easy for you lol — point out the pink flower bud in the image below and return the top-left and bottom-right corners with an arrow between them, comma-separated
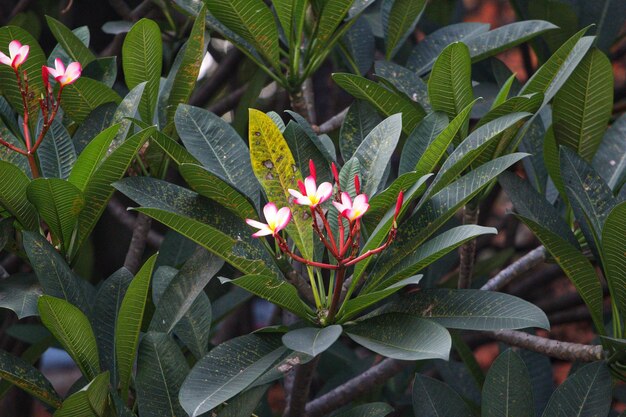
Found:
309,159 -> 316,181
394,190 -> 404,220
331,162 -> 340,186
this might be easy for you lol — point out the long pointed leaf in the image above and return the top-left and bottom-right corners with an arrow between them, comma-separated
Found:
482,349 -> 534,417
602,202 -> 626,323
0,160 -> 37,230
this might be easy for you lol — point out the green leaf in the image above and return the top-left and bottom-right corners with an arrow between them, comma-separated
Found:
282,325 -> 342,356
561,147 -> 616,262
179,333 -> 285,417
150,128 -> 199,166
283,121 -> 332,189
520,27 -> 593,104
340,18 -> 375,76
412,374 -> 473,417
340,275 -> 423,321
425,113 -> 531,198
274,0 -> 306,45
371,153 -> 528,281
205,0 -> 280,69
38,295 -> 100,380
0,27 -> 45,129
592,113 -> 626,191
68,124 -> 121,191
0,160 -> 37,230
407,22 -> 489,74
0,121 -> 29,175
110,82 -> 146,150
22,232 -> 91,314
482,349 -> 534,417
516,215 -> 604,333
464,20 -> 558,62
82,57 -> 117,88
499,171 -> 577,245
179,163 -> 257,219
352,114 -> 402,196
346,313 -> 451,360
72,103 -> 116,154
47,25 -> 89,66
427,42 -> 473,121
367,225 -> 497,292
116,254 -> 157,401
176,104 -> 259,204
122,18 -> 162,122
0,273 -> 42,319
332,403 -> 394,417
136,332 -> 189,417
0,349 -> 62,408
541,362 -> 611,417
340,101 -> 382,162
416,99 -> 476,177
553,49 -> 613,160
91,268 -> 133,388
309,0 -> 354,60
374,60 -> 430,111
45,16 -> 96,67
249,109 -> 312,258
161,8 -> 207,127
383,0 -> 426,59
378,289 -> 550,330
399,111 -> 448,175
332,73 -> 426,134
61,78 -> 121,123
214,384 -> 269,417
74,127 -> 154,256
26,179 -> 84,253
54,371 -> 110,417
222,274 -> 312,319
113,177 -> 277,277
37,119 -> 76,180
150,249 -> 222,334
602,202 -> 626,323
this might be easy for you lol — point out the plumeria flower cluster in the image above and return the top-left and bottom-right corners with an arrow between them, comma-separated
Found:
0,40 -> 82,178
246,160 -> 403,322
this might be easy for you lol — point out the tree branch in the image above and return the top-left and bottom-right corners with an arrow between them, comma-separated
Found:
190,49 -> 243,107
107,198 -> 163,248
480,246 -> 546,291
316,107 -> 348,134
284,356 -> 320,417
458,202 -> 480,289
207,85 -> 247,116
486,330 -> 604,362
123,212 -> 152,274
305,358 -> 405,417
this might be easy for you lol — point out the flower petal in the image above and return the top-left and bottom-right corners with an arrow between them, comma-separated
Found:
288,189 -> 304,200
332,201 -> 346,213
275,207 -> 292,231
316,182 -> 333,204
340,192 -> 352,208
63,61 -> 82,84
263,202 -> 278,223
54,58 -> 65,74
304,176 -> 317,198
246,218 -> 268,229
252,228 -> 273,238
353,194 -> 368,209
8,40 -> 22,58
0,52 -> 10,66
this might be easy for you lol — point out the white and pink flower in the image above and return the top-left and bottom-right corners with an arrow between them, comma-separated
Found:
44,58 -> 82,87
288,176 -> 333,208
333,192 -> 369,222
0,40 -> 29,70
246,202 -> 291,237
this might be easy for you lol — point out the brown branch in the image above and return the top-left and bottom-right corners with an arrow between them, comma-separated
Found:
480,246 -> 546,291
305,358 -> 405,417
108,198 -> 163,248
487,330 -> 604,362
289,78 -> 317,124
108,0 -> 133,18
207,85 -> 247,116
123,212 -> 152,274
284,357 -> 320,417
189,49 -> 243,107
458,203 -> 479,289
316,107 -> 348,134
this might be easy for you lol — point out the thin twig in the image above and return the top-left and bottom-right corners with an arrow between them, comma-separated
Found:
458,202 -> 479,289
207,85 -> 247,115
108,198 -> 163,248
190,49 -> 243,107
289,78 -> 317,124
480,246 -> 546,291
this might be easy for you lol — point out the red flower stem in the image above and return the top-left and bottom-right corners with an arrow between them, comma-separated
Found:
30,88 -> 63,154
316,206 -> 338,254
277,235 -> 339,270
343,227 -> 397,267
15,70 -> 32,150
337,213 -> 345,256
310,208 -> 338,255
326,266 -> 346,322
339,221 -> 358,258
0,138 -> 27,155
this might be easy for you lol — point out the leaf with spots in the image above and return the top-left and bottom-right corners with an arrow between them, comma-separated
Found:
482,349 -> 534,417
249,109 -> 313,259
